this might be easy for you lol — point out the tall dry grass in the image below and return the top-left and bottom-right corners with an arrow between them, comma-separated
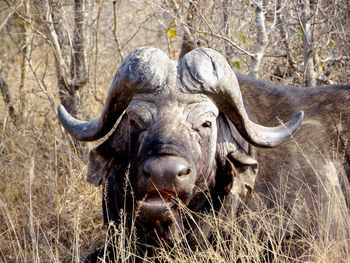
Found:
1,116 -> 349,262
95,182 -> 350,263
0,119 -> 104,262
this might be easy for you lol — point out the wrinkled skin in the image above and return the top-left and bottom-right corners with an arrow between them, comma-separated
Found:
128,94 -> 219,241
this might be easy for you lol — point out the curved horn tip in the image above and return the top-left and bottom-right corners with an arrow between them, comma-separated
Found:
57,105 -> 90,141
248,110 -> 304,148
269,110 -> 305,147
289,111 -> 304,135
57,105 -> 78,126
57,104 -> 67,118
286,110 -> 304,136
57,105 -> 68,123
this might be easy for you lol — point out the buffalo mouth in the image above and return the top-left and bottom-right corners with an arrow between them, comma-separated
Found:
136,190 -> 179,222
136,190 -> 186,243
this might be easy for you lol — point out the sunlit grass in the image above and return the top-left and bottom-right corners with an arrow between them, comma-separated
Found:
0,121 -> 349,262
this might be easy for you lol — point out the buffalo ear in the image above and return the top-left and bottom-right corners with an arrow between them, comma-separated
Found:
227,150 -> 258,196
87,144 -> 115,186
87,115 -> 130,186
216,113 -> 259,196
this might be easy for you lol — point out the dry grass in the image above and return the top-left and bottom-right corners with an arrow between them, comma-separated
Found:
0,120 -> 104,262
0,118 -> 349,262
88,189 -> 350,263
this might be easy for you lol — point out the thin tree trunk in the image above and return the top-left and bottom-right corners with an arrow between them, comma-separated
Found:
276,0 -> 297,72
300,0 -> 317,87
71,0 -> 87,84
33,0 -> 88,151
222,0 -> 232,57
249,0 -> 268,79
179,0 -> 199,58
19,0 -> 33,118
41,0 -> 87,117
112,0 -> 124,61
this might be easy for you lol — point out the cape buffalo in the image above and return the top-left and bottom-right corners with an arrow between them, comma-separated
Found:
57,47 -> 349,261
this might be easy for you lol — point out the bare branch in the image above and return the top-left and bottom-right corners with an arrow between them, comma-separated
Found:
222,0 -> 233,56
3,0 -> 47,40
169,0 -> 194,39
0,7 -> 15,33
197,30 -> 254,57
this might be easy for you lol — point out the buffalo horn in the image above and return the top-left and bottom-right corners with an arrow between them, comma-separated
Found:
181,48 -> 304,147
57,47 -> 170,141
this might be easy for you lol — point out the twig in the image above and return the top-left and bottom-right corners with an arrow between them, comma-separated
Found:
197,30 -> 254,57
0,8 -> 15,32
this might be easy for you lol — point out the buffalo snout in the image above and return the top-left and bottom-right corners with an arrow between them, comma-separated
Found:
141,156 -> 196,199
143,156 -> 192,184
136,156 -> 196,218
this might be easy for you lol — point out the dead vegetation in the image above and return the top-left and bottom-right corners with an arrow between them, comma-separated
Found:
1,120 -> 349,262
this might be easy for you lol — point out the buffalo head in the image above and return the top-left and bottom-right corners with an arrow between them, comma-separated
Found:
58,47 -> 303,244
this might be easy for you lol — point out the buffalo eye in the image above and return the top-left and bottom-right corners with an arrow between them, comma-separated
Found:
129,118 -> 144,131
202,121 -> 212,128
129,119 -> 138,128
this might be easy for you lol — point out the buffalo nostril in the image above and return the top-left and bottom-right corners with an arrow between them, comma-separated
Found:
143,156 -> 191,181
143,171 -> 151,178
143,162 -> 153,178
178,168 -> 191,177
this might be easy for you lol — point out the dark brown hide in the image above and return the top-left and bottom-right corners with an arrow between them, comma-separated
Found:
57,47 -> 350,262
